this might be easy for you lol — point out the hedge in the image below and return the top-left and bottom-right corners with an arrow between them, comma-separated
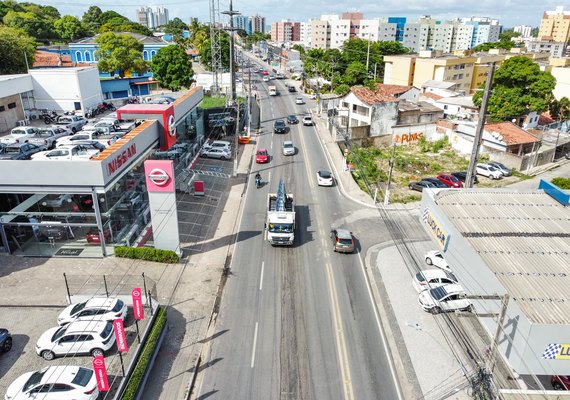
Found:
121,307 -> 167,400
552,177 -> 570,190
114,246 -> 179,263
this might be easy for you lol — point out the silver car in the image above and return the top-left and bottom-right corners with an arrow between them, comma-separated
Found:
200,147 -> 231,160
282,141 -> 295,156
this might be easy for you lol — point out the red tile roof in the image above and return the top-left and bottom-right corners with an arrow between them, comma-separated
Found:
485,122 -> 540,145
351,83 -> 413,105
421,92 -> 443,101
33,50 -> 74,67
538,112 -> 555,126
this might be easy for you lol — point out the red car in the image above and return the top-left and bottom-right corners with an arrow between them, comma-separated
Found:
437,174 -> 463,188
86,227 -> 111,244
552,375 -> 570,390
256,148 -> 269,163
261,71 -> 269,75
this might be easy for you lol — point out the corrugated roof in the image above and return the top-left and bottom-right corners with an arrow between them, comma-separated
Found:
435,190 -> 570,325
351,83 -> 413,105
485,122 -> 540,145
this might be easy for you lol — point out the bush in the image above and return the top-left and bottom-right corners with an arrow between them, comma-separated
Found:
114,246 -> 179,263
121,307 -> 167,400
552,177 -> 570,189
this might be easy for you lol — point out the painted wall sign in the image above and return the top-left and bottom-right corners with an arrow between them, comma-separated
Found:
542,343 -> 570,360
394,132 -> 424,144
422,207 -> 451,251
106,144 -> 137,176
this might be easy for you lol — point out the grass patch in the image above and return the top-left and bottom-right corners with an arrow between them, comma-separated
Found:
200,96 -> 228,109
120,307 -> 167,400
552,177 -> 570,189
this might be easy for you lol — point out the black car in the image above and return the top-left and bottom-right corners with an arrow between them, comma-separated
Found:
422,177 -> 448,188
288,85 -> 296,92
274,119 -> 287,133
451,171 -> 478,184
0,328 -> 12,352
0,143 -> 46,160
68,140 -> 106,153
408,180 -> 438,192
287,115 -> 298,124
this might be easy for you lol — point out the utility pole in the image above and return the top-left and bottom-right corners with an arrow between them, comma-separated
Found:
384,142 -> 397,205
466,62 -> 495,188
222,0 -> 240,176
365,34 -> 371,72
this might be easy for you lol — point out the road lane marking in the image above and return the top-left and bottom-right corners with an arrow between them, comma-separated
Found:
357,252 -> 404,400
268,171 -> 271,184
251,321 -> 259,368
259,261 -> 265,291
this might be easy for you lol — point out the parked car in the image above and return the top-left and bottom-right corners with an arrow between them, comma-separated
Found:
566,151 -> 570,160
295,97 -> 305,105
204,140 -> 232,152
262,76 -> 270,82
256,148 -> 270,163
451,171 -> 478,184
302,116 -> 313,126
287,114 -> 298,124
282,141 -> 295,156
18,127 -> 71,149
408,180 -> 438,192
412,269 -> 459,293
316,170 -> 334,186
0,328 -> 12,352
330,228 -> 355,253
424,250 -> 451,271
86,227 -> 111,244
5,366 -> 99,400
288,85 -> 296,92
154,142 -> 192,159
476,163 -> 502,179
436,174 -> 463,188
487,161 -> 512,176
199,147 -> 231,159
31,144 -> 100,161
0,143 -> 46,160
54,115 -> 87,133
35,320 -> 116,360
274,119 -> 287,134
1,126 -> 40,145
57,297 -> 127,326
418,284 -> 472,314
422,177 -> 448,188
41,194 -> 73,208
551,375 -> 570,390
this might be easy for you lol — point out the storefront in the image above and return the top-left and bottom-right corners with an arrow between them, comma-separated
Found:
0,88 -> 204,257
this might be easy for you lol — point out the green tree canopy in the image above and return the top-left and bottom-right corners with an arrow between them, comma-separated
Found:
3,9 -> 55,39
549,97 -> 570,122
151,45 -> 194,91
200,33 -> 230,70
164,17 -> 188,35
0,0 -> 24,20
474,56 -> 556,122
54,15 -> 86,42
81,6 -> 103,33
0,25 -> 36,74
95,32 -> 148,77
99,18 -> 153,36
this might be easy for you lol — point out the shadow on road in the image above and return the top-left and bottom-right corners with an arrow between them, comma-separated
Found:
196,390 -> 219,400
198,328 -> 228,344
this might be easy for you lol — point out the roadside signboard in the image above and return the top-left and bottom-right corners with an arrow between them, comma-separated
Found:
92,356 -> 110,391
113,319 -> 129,353
132,288 -> 144,320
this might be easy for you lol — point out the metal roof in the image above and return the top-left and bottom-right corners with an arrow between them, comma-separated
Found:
434,189 -> 570,325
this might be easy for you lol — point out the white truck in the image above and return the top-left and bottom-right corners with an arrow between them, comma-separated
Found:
54,115 -> 87,133
265,178 -> 295,246
84,118 -> 136,133
268,85 -> 278,96
20,126 -> 71,149
56,127 -> 121,148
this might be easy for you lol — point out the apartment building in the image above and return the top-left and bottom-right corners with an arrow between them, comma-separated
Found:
234,15 -> 251,35
514,25 -> 533,38
310,17 -> 332,50
538,6 -> 570,42
358,18 -> 397,42
136,6 -> 169,29
251,15 -> 266,34
271,20 -> 301,42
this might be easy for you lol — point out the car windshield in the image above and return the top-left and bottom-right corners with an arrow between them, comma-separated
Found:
447,175 -> 459,182
51,325 -> 67,342
275,121 -> 285,127
339,238 -> 352,245
72,367 -> 93,387
445,271 -> 457,281
319,171 -> 331,178
24,368 -> 48,391
283,143 -> 293,148
38,131 -> 53,137
11,129 -> 27,135
47,150 -> 68,157
5,147 -> 22,154
416,272 -> 426,282
112,300 -> 124,312
101,322 -> 113,338
257,151 -> 267,156
70,301 -> 87,316
430,286 -> 449,301
268,223 -> 293,233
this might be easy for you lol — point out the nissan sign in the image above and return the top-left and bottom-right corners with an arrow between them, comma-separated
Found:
132,288 -> 144,320
92,356 -> 110,391
113,319 -> 129,353
148,168 -> 170,186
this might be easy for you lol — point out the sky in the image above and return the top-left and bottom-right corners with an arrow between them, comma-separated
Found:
40,0 -> 565,29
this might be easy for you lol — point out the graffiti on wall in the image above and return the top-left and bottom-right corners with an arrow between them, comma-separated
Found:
394,131 -> 424,144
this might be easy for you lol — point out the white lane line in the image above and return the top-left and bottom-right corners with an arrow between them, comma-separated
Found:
251,321 -> 259,368
270,141 -> 273,150
357,252 -> 404,400
259,261 -> 265,291
268,171 -> 271,184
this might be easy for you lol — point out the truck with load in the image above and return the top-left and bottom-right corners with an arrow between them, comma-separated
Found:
265,178 -> 295,245
268,85 -> 279,96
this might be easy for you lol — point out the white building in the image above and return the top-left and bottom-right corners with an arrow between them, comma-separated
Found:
136,6 -> 169,29
514,25 -> 533,38
358,18 -> 397,42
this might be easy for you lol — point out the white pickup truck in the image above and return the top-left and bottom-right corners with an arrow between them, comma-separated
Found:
20,127 -> 71,149
31,144 -> 101,161
1,126 -> 40,144
54,115 -> 88,133
56,127 -> 121,148
84,118 -> 136,133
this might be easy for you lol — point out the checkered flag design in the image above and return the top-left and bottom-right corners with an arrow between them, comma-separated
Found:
542,343 -> 562,359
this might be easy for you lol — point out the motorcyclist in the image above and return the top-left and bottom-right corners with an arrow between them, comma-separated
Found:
255,172 -> 261,187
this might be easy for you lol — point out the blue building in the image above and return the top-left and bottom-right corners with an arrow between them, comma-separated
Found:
69,32 -> 170,99
388,17 -> 407,42
234,16 -> 251,35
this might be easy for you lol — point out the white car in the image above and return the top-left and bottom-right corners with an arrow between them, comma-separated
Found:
31,145 -> 100,161
1,126 -> 40,145
41,194 -> 73,208
36,320 -> 116,360
316,170 -> 334,186
424,250 -> 451,271
57,297 -> 128,326
476,163 -> 502,179
204,140 -> 232,152
282,140 -> 295,156
412,269 -> 458,293
418,284 -> 472,314
5,366 -> 99,400
262,76 -> 270,82
302,116 -> 313,126
295,97 -> 304,105
200,147 -> 231,160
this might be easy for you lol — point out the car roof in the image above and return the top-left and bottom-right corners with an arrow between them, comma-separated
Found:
419,269 -> 454,280
34,366 -> 83,385
335,228 -> 352,238
437,284 -> 464,294
283,141 -> 293,145
83,297 -> 117,308
65,320 -> 108,333
257,148 -> 267,152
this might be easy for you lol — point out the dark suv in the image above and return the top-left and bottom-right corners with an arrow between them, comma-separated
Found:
0,328 -> 12,352
274,119 -> 287,134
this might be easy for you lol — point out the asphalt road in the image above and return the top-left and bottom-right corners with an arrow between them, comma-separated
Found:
196,58 -> 403,400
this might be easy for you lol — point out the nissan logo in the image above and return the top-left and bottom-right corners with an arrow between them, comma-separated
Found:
168,115 -> 176,137
93,358 -> 104,367
133,289 -> 141,297
148,168 -> 170,186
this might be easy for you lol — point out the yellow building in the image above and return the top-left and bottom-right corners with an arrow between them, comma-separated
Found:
538,6 -> 570,42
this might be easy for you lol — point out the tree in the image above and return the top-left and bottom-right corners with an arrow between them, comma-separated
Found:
0,0 -> 24,20
99,10 -> 127,25
343,62 -> 367,86
292,44 -> 305,55
95,32 -> 148,77
200,34 -> 230,70
0,25 -> 36,74
54,15 -> 86,42
99,18 -> 153,36
82,6 -> 103,33
473,56 -> 556,122
164,17 -> 188,35
2,10 -> 55,40
549,97 -> 570,123
151,45 -> 194,91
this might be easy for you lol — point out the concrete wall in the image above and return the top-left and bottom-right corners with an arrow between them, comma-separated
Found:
0,94 -> 25,132
370,102 -> 398,137
551,66 -> 570,101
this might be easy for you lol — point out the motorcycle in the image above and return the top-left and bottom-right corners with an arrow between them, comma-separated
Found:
41,110 -> 58,124
255,176 -> 262,189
